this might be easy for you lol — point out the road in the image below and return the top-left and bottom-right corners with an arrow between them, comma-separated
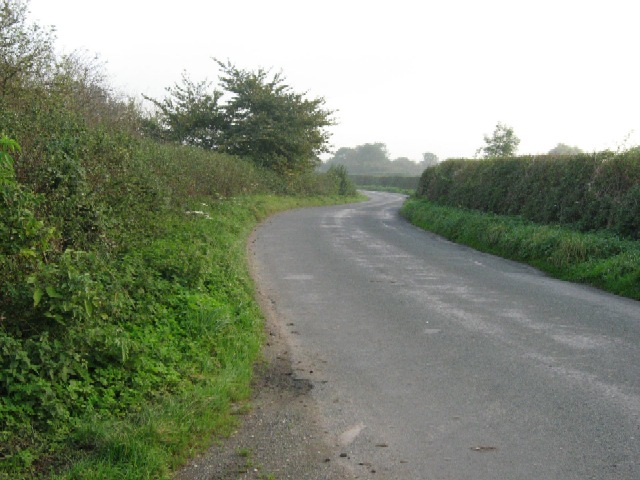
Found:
250,191 -> 640,479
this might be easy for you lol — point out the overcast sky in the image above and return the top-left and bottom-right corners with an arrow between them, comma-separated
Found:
28,0 -> 639,162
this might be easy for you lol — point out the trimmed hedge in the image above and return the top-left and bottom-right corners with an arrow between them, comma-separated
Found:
416,150 -> 640,239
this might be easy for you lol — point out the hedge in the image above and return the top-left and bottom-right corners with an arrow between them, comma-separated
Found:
416,150 -> 640,239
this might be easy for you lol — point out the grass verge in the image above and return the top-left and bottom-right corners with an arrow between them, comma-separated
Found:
2,194 -> 361,480
400,198 -> 640,300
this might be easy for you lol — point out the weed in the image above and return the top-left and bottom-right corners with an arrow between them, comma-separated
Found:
236,447 -> 252,458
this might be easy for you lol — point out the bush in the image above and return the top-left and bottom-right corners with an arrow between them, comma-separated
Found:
327,164 -> 357,196
1,3 -> 361,476
0,136 -> 58,332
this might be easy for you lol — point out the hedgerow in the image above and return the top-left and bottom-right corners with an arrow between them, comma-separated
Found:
417,151 -> 640,239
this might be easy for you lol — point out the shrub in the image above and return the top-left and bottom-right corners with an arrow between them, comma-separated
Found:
327,164 -> 357,196
0,136 -> 58,331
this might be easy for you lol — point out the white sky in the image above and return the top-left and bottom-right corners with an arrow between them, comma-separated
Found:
27,0 -> 640,161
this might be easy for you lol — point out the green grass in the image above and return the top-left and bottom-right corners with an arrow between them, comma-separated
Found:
1,194 -> 362,480
52,194 -> 361,480
401,198 -> 640,300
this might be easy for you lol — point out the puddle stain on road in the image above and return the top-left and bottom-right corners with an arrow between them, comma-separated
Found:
339,423 -> 366,446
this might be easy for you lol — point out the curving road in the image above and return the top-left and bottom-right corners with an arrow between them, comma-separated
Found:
250,191 -> 640,479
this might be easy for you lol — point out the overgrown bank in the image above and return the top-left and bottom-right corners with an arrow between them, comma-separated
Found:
1,1 -> 359,477
1,135 -> 360,479
52,194 -> 361,480
401,199 -> 640,300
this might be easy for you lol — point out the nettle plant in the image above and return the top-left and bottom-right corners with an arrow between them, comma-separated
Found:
0,135 -> 21,182
1,136 -> 58,324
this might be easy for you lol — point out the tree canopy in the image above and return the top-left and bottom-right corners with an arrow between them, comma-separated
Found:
0,0 -> 55,100
145,60 -> 335,174
477,122 -> 520,158
143,73 -> 224,149
548,143 -> 583,155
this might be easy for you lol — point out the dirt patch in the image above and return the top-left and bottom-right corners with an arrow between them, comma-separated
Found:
174,230 -> 356,480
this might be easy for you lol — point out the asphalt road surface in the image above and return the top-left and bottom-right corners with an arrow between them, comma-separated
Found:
250,191 -> 640,479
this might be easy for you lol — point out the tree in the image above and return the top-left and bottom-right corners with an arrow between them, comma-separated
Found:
421,152 -> 439,167
321,143 -> 391,174
392,156 -> 419,173
322,143 -> 435,175
216,59 -> 334,174
477,122 -> 520,158
548,143 -> 583,155
143,72 -> 224,148
0,0 -> 55,101
326,164 -> 356,196
145,60 -> 335,174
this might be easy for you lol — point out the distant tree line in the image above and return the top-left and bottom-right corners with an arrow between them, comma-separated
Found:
322,125 -> 585,179
320,142 -> 439,176
478,122 -> 584,158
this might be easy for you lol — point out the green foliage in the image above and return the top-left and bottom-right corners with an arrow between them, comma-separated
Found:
142,72 -> 224,148
0,136 -> 58,333
417,150 -> 640,239
0,0 -> 56,101
216,59 -> 334,174
329,143 -> 390,173
0,3 -> 361,478
145,60 -> 335,175
137,140 -> 281,200
326,164 -> 357,196
476,122 -> 520,158
0,134 -> 19,176
401,199 -> 640,300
